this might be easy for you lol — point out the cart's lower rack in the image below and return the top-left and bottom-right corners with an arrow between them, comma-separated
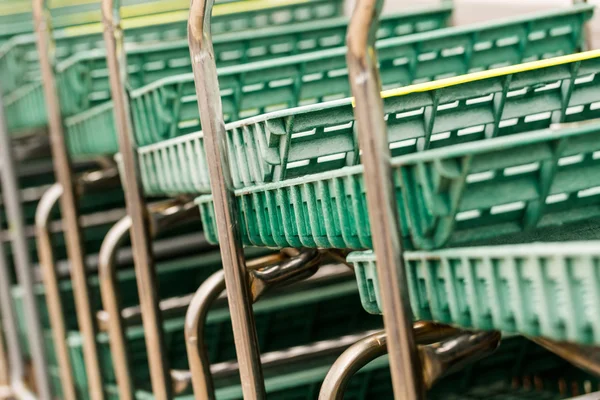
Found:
19,271 -> 379,397
350,240 -> 600,347
61,336 -> 600,399
195,122 -> 600,251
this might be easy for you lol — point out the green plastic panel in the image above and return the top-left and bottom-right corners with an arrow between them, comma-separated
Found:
127,6 -> 595,196
0,0 -> 345,94
0,0 -> 229,37
196,122 -> 600,250
62,3 -> 455,154
350,241 -> 600,346
4,81 -> 46,133
3,0 -> 348,135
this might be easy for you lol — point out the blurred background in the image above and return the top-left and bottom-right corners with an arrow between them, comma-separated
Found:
343,0 -> 600,48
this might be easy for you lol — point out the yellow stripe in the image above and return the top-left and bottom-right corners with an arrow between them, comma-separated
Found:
63,0 -> 310,37
381,49 -> 600,99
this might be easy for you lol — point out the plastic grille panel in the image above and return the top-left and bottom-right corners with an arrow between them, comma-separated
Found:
62,3 -> 457,153
131,8 -> 595,196
56,5 -> 452,117
0,0 -> 345,94
350,241 -> 600,345
196,122 -> 600,250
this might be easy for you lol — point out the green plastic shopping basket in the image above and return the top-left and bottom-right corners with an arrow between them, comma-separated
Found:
1,0 -> 348,135
122,5 -> 595,198
191,51 -> 600,251
56,2 -> 454,154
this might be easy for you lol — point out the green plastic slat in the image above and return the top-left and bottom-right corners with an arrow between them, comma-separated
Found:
126,6 -> 595,197
0,0 -> 344,94
59,3 -> 454,153
350,241 -> 600,346
196,121 -> 600,250
4,82 -> 46,133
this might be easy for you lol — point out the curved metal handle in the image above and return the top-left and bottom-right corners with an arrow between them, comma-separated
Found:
98,197 -> 201,400
530,337 -> 600,377
185,249 -> 323,399
347,1 -> 424,399
34,184 -> 77,400
249,249 -> 321,301
148,199 -> 200,235
76,167 -> 121,195
420,330 -> 501,388
319,322 -> 458,400
319,328 -> 501,400
13,134 -> 51,161
188,0 -> 266,397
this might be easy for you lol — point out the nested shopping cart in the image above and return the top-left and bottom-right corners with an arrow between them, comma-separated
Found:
30,0 -> 455,398
192,17 -> 600,399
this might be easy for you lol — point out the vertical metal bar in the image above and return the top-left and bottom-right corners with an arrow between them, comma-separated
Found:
0,205 -> 26,396
185,271 -> 226,400
188,1 -> 266,398
101,1 -> 172,398
32,1 -> 106,399
346,1 -> 425,399
0,94 -> 21,397
98,216 -> 135,400
0,90 -> 52,400
0,313 -> 8,388
35,184 -> 78,400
